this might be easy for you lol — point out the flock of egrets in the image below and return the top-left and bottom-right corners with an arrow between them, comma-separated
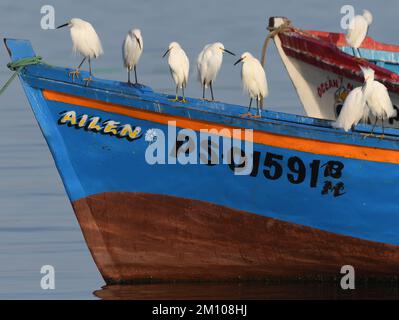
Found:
334,9 -> 397,135
56,10 -> 396,131
57,18 -> 267,118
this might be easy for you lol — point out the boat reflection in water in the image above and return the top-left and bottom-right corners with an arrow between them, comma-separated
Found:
93,282 -> 399,300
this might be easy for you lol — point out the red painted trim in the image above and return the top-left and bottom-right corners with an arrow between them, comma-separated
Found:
278,31 -> 399,93
306,30 -> 399,52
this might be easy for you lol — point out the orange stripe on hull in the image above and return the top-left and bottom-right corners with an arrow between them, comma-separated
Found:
43,90 -> 399,164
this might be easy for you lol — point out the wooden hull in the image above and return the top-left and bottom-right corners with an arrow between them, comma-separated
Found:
74,192 -> 399,283
5,38 -> 399,284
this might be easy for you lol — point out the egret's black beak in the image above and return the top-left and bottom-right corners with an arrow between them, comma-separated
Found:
136,37 -> 142,50
223,49 -> 236,56
234,57 -> 244,65
56,23 -> 69,29
162,48 -> 171,58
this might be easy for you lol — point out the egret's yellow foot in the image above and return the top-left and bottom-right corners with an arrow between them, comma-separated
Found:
68,70 -> 80,81
83,76 -> 93,86
168,96 -> 180,102
361,132 -> 375,139
240,112 -> 252,118
180,98 -> 188,103
251,115 -> 262,119
378,134 -> 385,139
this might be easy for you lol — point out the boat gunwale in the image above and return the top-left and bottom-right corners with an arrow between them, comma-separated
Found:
20,65 -> 399,152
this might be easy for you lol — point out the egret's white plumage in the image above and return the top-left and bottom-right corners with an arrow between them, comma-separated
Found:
234,52 -> 268,118
346,10 -> 373,57
333,87 -> 368,132
361,66 -> 397,135
163,42 -> 189,102
123,28 -> 143,84
197,42 -> 235,100
57,18 -> 103,81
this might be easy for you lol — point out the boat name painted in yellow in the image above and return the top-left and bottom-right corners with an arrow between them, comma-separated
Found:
58,111 -> 142,141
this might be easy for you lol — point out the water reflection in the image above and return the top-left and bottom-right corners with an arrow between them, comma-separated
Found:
93,282 -> 399,300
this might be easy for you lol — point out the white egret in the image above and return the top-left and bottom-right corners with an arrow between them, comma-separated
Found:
57,18 -> 103,83
197,42 -> 235,101
162,42 -> 189,103
123,28 -> 143,85
333,87 -> 368,132
234,52 -> 268,118
361,66 -> 397,136
346,9 -> 373,58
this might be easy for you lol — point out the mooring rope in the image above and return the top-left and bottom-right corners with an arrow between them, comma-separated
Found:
259,20 -> 321,107
0,56 -> 43,96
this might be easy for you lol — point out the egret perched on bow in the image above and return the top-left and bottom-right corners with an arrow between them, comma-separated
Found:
234,52 -> 268,118
123,28 -> 143,85
346,9 -> 373,58
361,66 -> 397,137
163,42 -> 189,103
333,87 -> 369,132
57,18 -> 103,83
197,42 -> 235,101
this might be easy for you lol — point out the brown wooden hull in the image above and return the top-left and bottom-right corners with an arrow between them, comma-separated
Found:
72,192 -> 399,284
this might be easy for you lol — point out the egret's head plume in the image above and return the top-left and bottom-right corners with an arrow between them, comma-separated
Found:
362,9 -> 373,25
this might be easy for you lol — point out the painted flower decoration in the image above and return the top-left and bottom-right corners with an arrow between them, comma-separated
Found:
145,129 -> 158,144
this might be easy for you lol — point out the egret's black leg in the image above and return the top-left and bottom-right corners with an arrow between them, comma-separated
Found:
168,86 -> 180,102
83,58 -> 93,85
248,98 -> 253,112
78,57 -> 86,69
202,82 -> 205,99
182,86 -> 187,103
88,58 -> 92,77
127,69 -> 131,85
210,81 -> 215,101
363,117 -> 378,138
370,117 -> 378,135
352,47 -> 357,57
134,65 -> 138,84
69,57 -> 86,81
357,48 -> 362,59
381,118 -> 385,139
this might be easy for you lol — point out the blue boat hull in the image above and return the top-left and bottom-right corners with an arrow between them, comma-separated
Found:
6,39 -> 399,283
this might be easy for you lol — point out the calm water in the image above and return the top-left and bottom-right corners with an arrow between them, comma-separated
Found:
0,0 -> 399,299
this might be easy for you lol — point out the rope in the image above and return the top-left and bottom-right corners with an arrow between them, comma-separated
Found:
0,56 -> 43,95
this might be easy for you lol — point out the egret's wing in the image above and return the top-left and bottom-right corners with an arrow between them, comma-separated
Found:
333,87 -> 365,131
370,82 -> 396,118
182,51 -> 190,86
253,60 -> 268,105
346,16 -> 368,48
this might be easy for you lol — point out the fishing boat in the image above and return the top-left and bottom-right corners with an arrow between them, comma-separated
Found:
4,37 -> 399,284
270,17 -> 399,127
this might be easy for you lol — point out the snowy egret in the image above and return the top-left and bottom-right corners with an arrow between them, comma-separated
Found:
197,42 -> 235,101
122,28 -> 143,85
333,87 -> 369,132
234,52 -> 268,118
162,42 -> 189,103
361,66 -> 397,137
57,18 -> 103,83
346,9 -> 373,58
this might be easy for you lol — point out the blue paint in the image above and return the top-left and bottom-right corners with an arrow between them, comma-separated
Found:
340,46 -> 399,74
5,39 -> 399,247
